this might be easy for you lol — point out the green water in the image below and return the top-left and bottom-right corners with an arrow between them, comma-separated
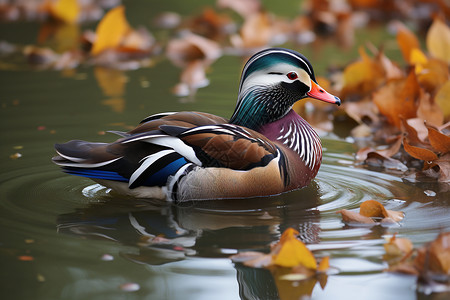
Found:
1,1 -> 450,300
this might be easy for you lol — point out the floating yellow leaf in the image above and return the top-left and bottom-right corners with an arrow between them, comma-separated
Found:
273,228 -> 317,269
48,0 -> 80,24
426,17 -> 450,64
91,5 -> 131,55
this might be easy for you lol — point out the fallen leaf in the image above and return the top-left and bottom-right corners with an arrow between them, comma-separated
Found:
435,80 -> 450,122
166,33 -> 221,67
426,123 -> 450,154
360,200 -> 387,218
403,137 -> 438,162
48,0 -> 80,24
373,70 -> 419,129
396,22 -> 421,64
91,6 -> 131,55
425,232 -> 450,274
233,11 -> 273,48
416,90 -> 444,127
341,46 -> 384,99
317,256 -> 330,272
336,209 -> 375,224
273,228 -> 317,269
426,17 -> 450,64
217,0 -> 261,18
384,234 -> 414,257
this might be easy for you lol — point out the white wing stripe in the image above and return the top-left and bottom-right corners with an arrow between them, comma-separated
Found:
129,150 -> 175,187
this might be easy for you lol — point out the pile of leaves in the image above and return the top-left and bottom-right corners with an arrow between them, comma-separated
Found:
337,17 -> 450,184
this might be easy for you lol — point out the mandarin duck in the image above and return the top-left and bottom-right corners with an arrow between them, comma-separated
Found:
53,48 -> 341,202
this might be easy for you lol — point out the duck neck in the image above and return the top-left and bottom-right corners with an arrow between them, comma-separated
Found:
229,86 -> 295,131
259,109 -> 322,170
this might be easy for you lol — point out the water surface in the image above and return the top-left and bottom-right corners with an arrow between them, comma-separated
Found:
1,2 -> 450,300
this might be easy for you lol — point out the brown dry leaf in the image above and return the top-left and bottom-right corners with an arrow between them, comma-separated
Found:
373,71 -> 419,129
426,123 -> 450,154
187,7 -> 233,41
234,11 -> 273,48
416,90 -> 444,127
344,98 -> 379,124
360,200 -> 388,218
336,209 -> 375,224
384,234 -> 414,257
396,22 -> 421,64
435,80 -> 450,122
405,118 -> 429,142
376,136 -> 403,158
426,17 -> 450,64
403,137 -> 438,162
166,33 -> 221,67
365,152 -> 408,172
91,6 -> 131,55
433,153 -> 450,182
415,232 -> 450,275
217,0 -> 261,18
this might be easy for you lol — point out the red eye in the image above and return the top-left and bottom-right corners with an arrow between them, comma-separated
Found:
287,72 -> 298,80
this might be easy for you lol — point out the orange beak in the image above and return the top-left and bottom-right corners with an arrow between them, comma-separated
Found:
307,81 -> 341,106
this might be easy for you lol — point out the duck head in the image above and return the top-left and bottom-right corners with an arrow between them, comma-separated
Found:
230,48 -> 341,130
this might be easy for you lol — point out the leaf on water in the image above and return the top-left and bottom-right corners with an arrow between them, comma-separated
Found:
426,123 -> 450,154
384,234 -> 414,257
317,256 -> 330,272
336,209 -> 375,225
166,33 -> 222,67
91,5 -> 131,55
403,137 -> 438,162
360,199 -> 388,218
338,200 -> 403,225
273,228 -> 317,269
48,0 -> 80,24
395,22 -> 421,64
365,151 -> 408,172
420,232 -> 450,274
426,17 -> 450,64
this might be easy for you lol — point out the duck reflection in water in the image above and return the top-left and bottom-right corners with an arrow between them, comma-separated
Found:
57,182 -> 323,298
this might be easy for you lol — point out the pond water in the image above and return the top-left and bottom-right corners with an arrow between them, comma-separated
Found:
1,1 -> 450,300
